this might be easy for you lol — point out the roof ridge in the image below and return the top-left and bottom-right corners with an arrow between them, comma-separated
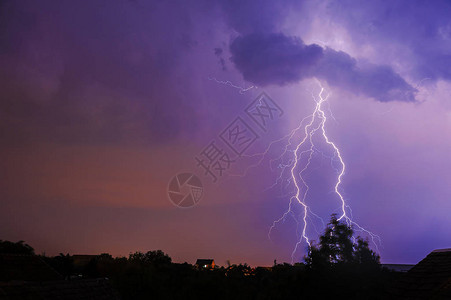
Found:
432,248 -> 451,253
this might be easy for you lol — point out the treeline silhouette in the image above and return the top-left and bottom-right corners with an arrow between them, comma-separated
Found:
1,215 -> 400,299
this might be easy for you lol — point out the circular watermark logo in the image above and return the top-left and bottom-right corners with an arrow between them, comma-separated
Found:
167,173 -> 203,208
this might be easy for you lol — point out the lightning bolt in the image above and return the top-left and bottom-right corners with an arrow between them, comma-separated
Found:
206,76 -> 380,262
269,81 -> 380,263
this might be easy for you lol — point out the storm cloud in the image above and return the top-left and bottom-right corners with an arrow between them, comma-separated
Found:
324,0 -> 451,82
230,33 -> 323,85
230,32 -> 417,102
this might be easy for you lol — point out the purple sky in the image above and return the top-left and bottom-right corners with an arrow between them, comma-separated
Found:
1,0 -> 450,266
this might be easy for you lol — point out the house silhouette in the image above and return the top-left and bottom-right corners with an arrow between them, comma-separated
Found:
389,248 -> 451,299
195,259 -> 215,269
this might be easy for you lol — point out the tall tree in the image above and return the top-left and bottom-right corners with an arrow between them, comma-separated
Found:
305,214 -> 380,269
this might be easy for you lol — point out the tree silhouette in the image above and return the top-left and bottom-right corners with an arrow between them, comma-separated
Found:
305,214 -> 380,269
0,240 -> 34,254
354,238 -> 381,270
128,250 -> 172,266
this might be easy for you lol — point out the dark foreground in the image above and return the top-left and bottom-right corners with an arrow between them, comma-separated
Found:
76,257 -> 398,299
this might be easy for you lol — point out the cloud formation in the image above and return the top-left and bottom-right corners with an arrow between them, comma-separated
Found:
324,0 -> 451,81
230,33 -> 323,85
230,33 -> 417,102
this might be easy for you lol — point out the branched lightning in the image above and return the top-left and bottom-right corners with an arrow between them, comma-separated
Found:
207,76 -> 380,263
268,81 -> 380,263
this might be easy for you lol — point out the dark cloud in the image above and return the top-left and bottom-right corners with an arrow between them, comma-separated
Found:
219,0 -> 451,91
230,33 -> 417,102
230,33 -> 323,86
